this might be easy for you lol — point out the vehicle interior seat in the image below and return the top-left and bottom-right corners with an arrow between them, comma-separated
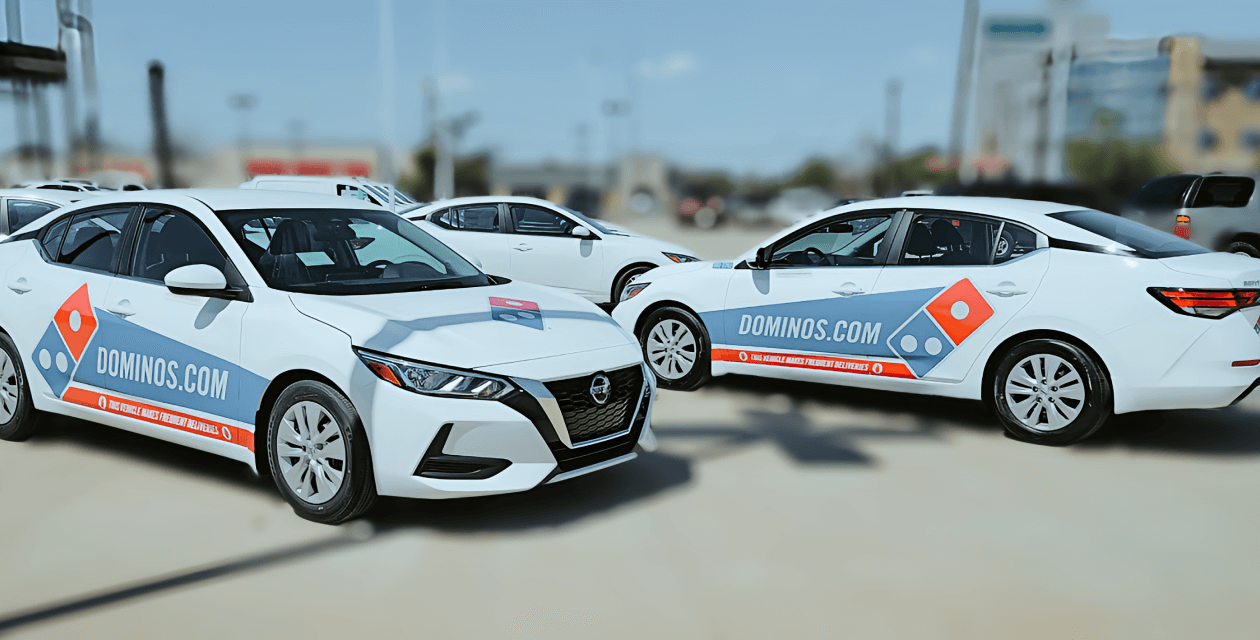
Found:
929,219 -> 970,265
260,219 -> 314,284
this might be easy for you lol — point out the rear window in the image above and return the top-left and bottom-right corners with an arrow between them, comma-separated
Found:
1049,209 -> 1209,258
1190,176 -> 1255,208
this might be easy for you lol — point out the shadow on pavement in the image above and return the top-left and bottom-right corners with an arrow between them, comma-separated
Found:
367,450 -> 693,532
1083,407 -> 1260,457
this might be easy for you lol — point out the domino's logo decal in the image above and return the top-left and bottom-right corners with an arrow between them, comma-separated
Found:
489,296 -> 544,330
887,279 -> 993,377
32,284 -> 98,398
707,279 -> 996,379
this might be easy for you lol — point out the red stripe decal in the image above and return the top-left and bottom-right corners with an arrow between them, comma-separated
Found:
489,296 -> 540,312
62,387 -> 255,451
712,348 -> 916,379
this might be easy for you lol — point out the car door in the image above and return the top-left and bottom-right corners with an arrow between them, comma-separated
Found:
865,210 -> 1049,382
506,203 -> 603,300
423,204 -> 511,276
3,205 -> 133,404
716,210 -> 899,380
84,205 -> 258,456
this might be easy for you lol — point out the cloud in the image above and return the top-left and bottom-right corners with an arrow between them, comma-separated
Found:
637,52 -> 698,78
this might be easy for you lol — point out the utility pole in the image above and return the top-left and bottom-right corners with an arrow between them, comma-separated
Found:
148,61 -> 174,188
378,0 -> 397,210
56,0 -> 99,172
229,93 -> 257,179
947,0 -> 980,167
7,0 -> 33,176
885,78 -> 901,163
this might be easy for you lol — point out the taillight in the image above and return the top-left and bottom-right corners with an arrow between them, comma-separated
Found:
1174,215 -> 1191,239
1149,288 -> 1260,318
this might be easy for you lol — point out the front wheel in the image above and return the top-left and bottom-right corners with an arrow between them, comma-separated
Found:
0,332 -> 40,442
990,339 -> 1112,445
267,380 -> 376,524
639,306 -> 711,391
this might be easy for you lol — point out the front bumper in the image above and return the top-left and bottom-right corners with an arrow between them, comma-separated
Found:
365,361 -> 656,500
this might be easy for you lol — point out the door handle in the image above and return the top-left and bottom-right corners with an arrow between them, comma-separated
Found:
106,300 -> 136,318
986,281 -> 1027,297
513,244 -> 533,252
6,277 -> 31,294
832,283 -> 865,297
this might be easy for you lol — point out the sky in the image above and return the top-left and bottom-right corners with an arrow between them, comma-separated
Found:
3,0 -> 1260,178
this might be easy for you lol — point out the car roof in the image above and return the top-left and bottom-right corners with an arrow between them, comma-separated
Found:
243,175 -> 367,185
41,188 -> 384,212
0,188 -> 87,205
406,195 -> 563,216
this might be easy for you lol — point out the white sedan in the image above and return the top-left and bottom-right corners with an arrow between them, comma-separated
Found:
0,190 -> 656,523
613,196 -> 1260,445
404,196 -> 699,304
0,189 -> 94,240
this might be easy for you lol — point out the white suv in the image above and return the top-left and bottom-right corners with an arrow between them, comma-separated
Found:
240,175 -> 418,210
404,196 -> 698,305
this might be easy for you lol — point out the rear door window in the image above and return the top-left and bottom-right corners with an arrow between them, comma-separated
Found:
56,207 -> 132,272
1190,176 -> 1255,208
433,205 -> 501,232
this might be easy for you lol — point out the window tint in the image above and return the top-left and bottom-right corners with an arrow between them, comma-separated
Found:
433,205 -> 500,232
7,200 -> 59,233
1191,176 -> 1255,208
218,208 -> 489,295
901,214 -> 1002,266
131,209 -> 230,283
772,214 -> 891,267
1049,209 -> 1209,258
40,217 -> 69,259
1129,175 -> 1197,211
994,224 -> 1038,264
57,208 -> 130,272
510,205 -> 576,236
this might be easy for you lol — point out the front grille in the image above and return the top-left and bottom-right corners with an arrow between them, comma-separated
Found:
544,365 -> 644,445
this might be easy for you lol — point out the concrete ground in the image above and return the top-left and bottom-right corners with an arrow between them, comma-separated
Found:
2,216 -> 1258,639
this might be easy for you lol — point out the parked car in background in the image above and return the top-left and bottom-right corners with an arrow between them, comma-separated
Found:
0,189 -> 93,240
404,196 -> 698,305
1122,173 -> 1260,256
240,175 -> 419,210
614,196 -> 1260,446
767,186 -> 835,225
14,179 -> 103,193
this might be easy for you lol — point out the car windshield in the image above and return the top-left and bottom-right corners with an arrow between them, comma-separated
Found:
218,208 -> 491,295
1049,209 -> 1209,258
557,205 -> 617,234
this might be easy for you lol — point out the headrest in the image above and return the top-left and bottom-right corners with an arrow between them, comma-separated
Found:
930,219 -> 966,246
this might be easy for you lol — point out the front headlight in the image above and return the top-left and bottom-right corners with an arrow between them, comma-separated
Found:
621,281 -> 651,302
663,252 -> 699,263
355,348 -> 514,400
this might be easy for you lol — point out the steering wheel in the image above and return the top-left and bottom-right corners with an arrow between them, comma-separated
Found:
803,247 -> 828,266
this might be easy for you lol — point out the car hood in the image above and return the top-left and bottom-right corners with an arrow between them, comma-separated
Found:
288,282 -> 634,369
600,226 -> 693,256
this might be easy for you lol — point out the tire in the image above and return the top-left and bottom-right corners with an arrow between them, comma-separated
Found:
639,306 -> 711,391
266,380 -> 376,524
611,265 -> 655,305
990,339 -> 1112,446
1226,241 -> 1260,258
0,332 -> 39,442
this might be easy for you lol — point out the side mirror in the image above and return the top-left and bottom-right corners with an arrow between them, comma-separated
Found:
754,245 -> 774,269
571,226 -> 592,238
164,264 -> 227,295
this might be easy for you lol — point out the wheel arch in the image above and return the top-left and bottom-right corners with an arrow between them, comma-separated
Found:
610,262 -> 660,303
1226,232 -> 1260,253
980,329 -> 1113,407
252,369 -> 353,479
633,299 -> 711,341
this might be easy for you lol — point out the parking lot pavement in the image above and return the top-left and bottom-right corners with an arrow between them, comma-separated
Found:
2,218 -> 1259,638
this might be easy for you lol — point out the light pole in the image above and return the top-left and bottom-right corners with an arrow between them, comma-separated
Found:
229,93 -> 258,178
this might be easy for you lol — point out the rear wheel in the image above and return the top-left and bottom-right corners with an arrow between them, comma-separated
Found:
267,381 -> 376,524
0,332 -> 40,442
1227,241 -> 1260,258
639,306 -> 711,391
990,339 -> 1111,445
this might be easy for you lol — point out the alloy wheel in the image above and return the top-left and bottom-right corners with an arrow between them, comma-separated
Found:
1004,354 -> 1086,432
276,401 -> 347,505
646,319 -> 697,380
0,351 -> 17,424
